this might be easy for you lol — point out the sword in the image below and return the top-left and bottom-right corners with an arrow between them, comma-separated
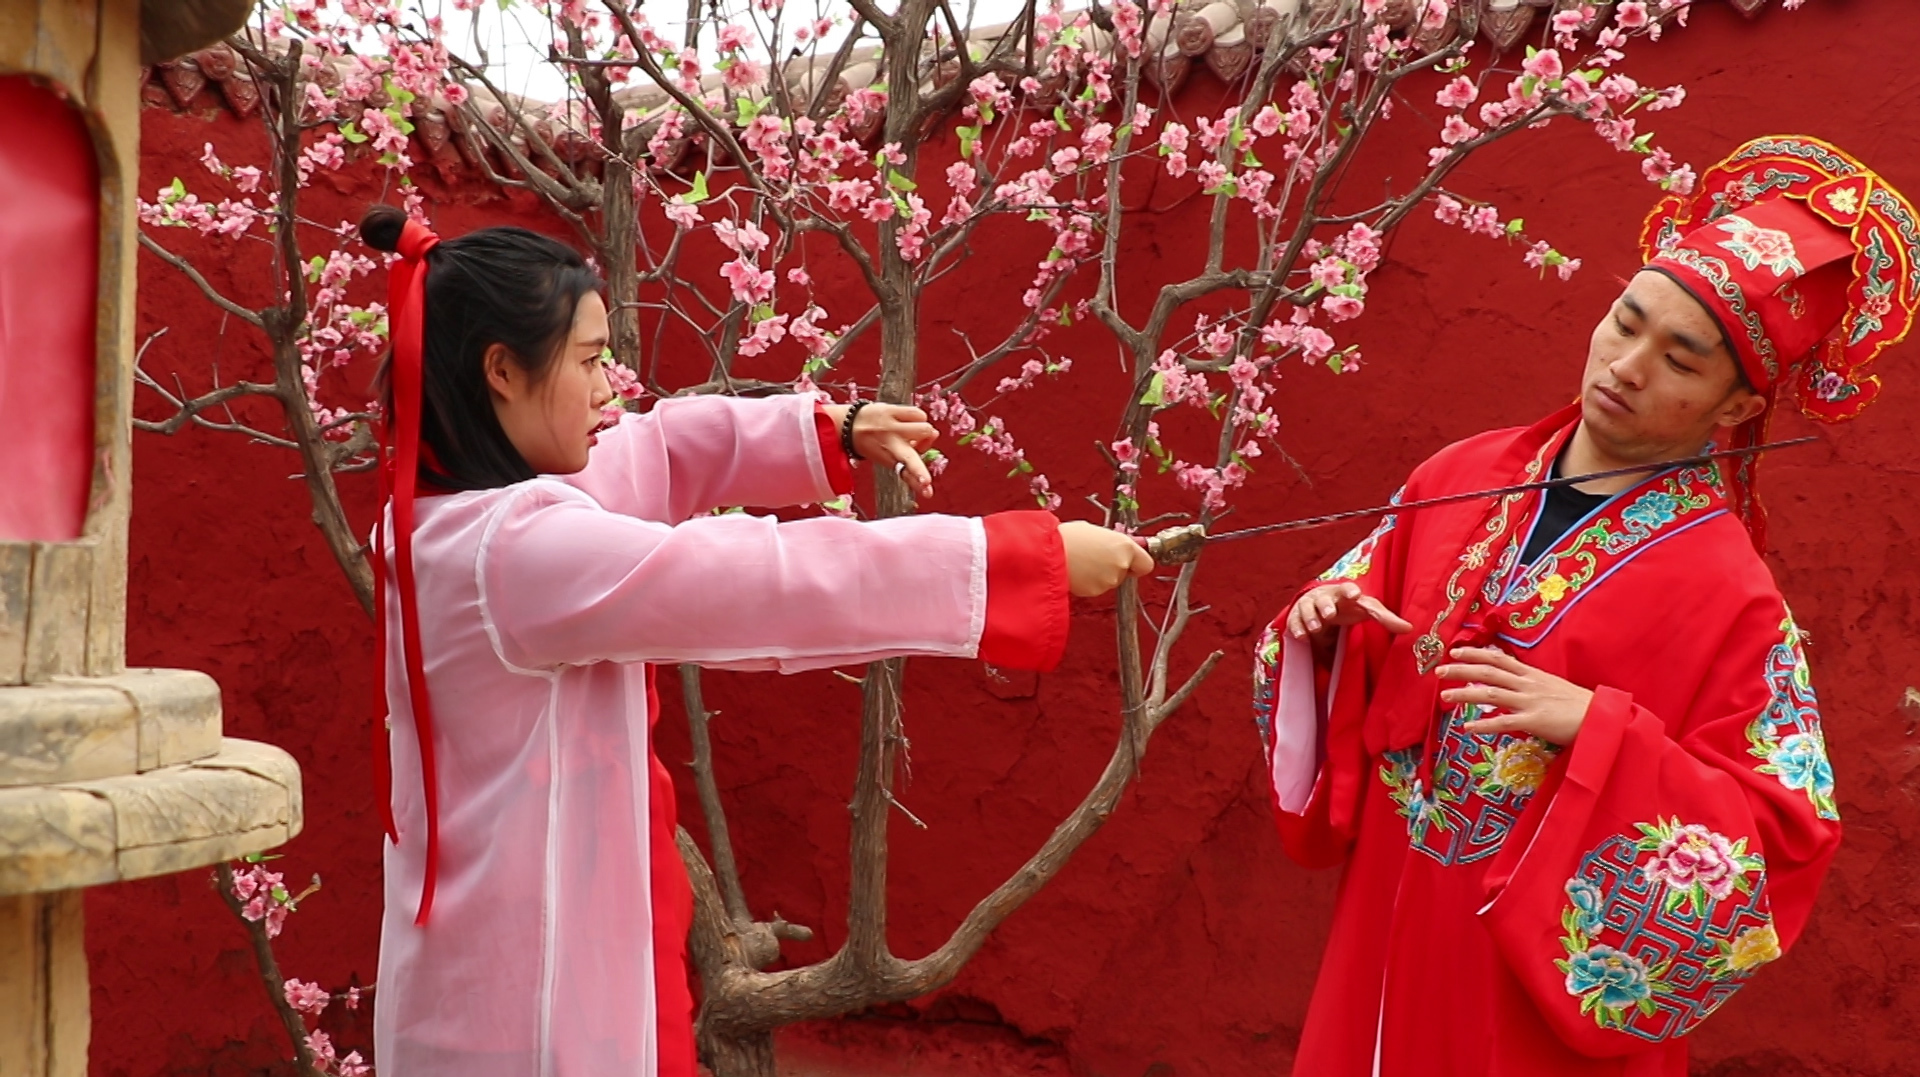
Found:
1139,436 -> 1818,565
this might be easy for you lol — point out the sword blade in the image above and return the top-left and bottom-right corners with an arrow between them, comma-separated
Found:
1202,436 -> 1818,546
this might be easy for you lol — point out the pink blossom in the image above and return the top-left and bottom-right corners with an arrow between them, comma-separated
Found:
443,82 -> 470,107
722,59 -> 764,93
1522,48 -> 1564,83
1157,123 -> 1190,154
826,179 -> 871,215
1434,195 -> 1464,225
946,160 -> 978,197
1309,257 -> 1347,290
1435,76 -> 1478,110
231,166 -> 263,192
1051,147 -> 1081,176
1080,122 -> 1115,164
737,314 -> 789,357
1598,73 -> 1641,104
1321,294 -> 1364,322
1615,2 -> 1648,29
1251,105 -> 1284,139
1419,0 -> 1451,31
712,219 -> 770,256
1440,115 -> 1480,146
787,267 -> 811,286
285,979 -> 330,1016
1523,241 -> 1552,270
1111,438 -> 1139,464
337,1052 -> 371,1077
306,1029 -> 335,1065
716,23 -> 753,51
603,360 -> 645,400
1298,327 -> 1335,361
1163,152 -> 1189,179
1466,205 -> 1503,238
1196,161 -> 1229,191
663,199 -> 701,230
719,258 -> 774,304
941,197 -> 974,228
1556,258 -> 1583,281
358,107 -> 409,156
860,196 -> 896,223
1664,164 -> 1697,196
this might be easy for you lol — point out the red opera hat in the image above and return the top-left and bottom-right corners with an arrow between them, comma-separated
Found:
1639,136 -> 1920,423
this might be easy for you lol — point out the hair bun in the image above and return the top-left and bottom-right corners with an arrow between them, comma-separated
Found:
359,204 -> 409,252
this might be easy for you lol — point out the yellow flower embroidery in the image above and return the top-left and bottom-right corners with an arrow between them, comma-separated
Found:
1826,187 -> 1860,216
1536,573 -> 1572,603
1489,739 -> 1553,794
1724,924 -> 1782,972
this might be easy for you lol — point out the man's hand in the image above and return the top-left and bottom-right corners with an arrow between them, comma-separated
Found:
1286,581 -> 1414,645
1439,646 -> 1595,746
822,403 -> 939,502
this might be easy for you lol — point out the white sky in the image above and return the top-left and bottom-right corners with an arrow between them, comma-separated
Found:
452,0 -> 1036,104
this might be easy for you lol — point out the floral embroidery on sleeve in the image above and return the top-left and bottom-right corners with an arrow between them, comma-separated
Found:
1554,821 -> 1776,1041
1746,611 -> 1838,820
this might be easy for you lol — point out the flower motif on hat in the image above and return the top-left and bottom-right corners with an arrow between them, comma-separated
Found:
1825,186 -> 1861,217
1715,214 -> 1805,277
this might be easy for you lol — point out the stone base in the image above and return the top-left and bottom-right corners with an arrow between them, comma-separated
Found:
0,738 -> 301,896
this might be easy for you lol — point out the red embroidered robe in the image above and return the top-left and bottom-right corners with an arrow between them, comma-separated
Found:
1253,405 -> 1840,1076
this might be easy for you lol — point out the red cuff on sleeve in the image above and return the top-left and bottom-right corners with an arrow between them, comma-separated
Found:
812,406 -> 854,497
978,510 -> 1069,672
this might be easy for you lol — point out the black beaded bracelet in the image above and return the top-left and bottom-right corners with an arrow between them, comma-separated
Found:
840,400 -> 870,462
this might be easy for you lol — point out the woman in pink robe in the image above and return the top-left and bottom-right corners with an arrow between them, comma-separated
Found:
355,205 -> 1150,1076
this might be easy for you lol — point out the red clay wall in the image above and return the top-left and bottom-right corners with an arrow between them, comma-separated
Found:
95,3 -> 1918,1074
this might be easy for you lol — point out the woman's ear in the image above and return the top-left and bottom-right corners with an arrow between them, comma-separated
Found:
483,343 -> 518,402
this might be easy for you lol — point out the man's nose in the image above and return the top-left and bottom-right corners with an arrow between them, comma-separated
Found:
1609,346 -> 1653,389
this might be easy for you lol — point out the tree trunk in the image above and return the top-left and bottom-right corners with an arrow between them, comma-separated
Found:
698,1026 -> 775,1077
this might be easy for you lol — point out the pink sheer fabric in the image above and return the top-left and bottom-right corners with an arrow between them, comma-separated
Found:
374,394 -> 998,1075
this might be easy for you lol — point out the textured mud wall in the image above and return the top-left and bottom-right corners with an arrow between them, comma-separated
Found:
94,3 -> 1918,1074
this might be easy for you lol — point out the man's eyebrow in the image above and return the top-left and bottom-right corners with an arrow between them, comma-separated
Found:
1619,294 -> 1645,319
1668,327 -> 1717,357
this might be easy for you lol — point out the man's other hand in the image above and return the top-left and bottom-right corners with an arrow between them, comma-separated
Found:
1440,646 -> 1595,746
1285,581 -> 1414,644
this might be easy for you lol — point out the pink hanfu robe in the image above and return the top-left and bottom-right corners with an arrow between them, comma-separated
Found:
374,394 -> 1067,1077
1253,404 -> 1840,1077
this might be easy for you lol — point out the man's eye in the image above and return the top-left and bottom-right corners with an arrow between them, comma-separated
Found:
1614,317 -> 1634,336
1665,355 -> 1694,374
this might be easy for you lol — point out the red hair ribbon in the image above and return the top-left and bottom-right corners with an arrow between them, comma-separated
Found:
371,218 -> 444,925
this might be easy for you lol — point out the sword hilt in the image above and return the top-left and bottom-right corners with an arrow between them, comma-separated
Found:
1143,523 -> 1207,565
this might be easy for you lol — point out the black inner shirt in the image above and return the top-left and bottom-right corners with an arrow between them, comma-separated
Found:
1519,459 -> 1611,565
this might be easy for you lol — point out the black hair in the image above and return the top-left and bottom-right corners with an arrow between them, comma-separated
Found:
359,204 -> 604,490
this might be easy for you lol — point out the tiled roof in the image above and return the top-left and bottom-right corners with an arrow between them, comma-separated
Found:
141,0 -> 1794,181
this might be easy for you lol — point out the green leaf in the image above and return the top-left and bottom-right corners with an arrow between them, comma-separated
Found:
957,125 -> 978,159
1026,208 -> 1051,222
686,171 -> 710,203
887,169 -> 917,191
1242,150 -> 1263,169
385,78 -> 417,107
340,121 -> 369,144
1631,132 -> 1656,154
1582,68 -> 1606,84
979,100 -> 994,125
167,176 -> 187,201
750,303 -> 776,323
1054,104 -> 1070,131
378,152 -> 399,166
1139,371 -> 1166,407
1505,218 -> 1525,236
1327,355 -> 1346,374
736,96 -> 764,126
306,255 -> 326,283
1115,123 -> 1133,141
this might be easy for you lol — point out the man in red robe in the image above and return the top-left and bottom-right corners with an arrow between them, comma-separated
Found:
1253,136 -> 1918,1076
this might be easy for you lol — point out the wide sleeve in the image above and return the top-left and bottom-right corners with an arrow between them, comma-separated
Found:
563,394 -> 840,521
1251,487 -> 1408,868
477,485 -> 1067,673
1479,596 -> 1840,1055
